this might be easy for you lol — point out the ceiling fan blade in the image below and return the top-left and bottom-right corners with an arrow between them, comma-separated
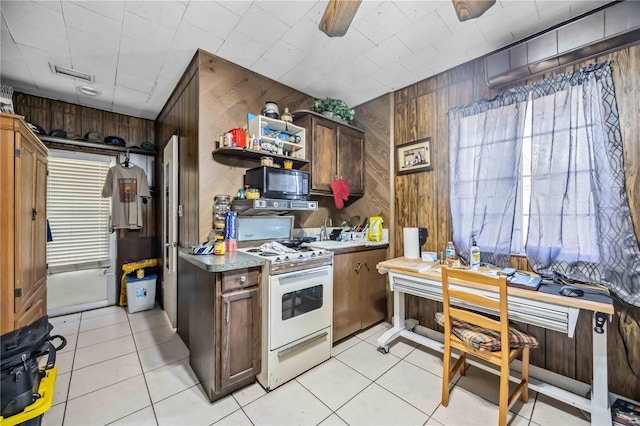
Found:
451,0 -> 496,22
319,0 -> 362,37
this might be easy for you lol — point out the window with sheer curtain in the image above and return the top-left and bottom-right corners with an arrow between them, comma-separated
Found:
47,150 -> 113,273
449,62 -> 640,307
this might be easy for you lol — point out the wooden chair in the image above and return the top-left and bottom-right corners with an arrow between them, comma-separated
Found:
438,267 -> 539,426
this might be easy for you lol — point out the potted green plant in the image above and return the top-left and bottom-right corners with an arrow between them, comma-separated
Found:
311,98 -> 355,124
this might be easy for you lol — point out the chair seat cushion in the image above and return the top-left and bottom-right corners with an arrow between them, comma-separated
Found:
435,312 -> 539,352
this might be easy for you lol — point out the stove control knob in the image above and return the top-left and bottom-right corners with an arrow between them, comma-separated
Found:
275,257 -> 281,262
284,256 -> 290,261
310,252 -> 316,257
299,254 -> 304,259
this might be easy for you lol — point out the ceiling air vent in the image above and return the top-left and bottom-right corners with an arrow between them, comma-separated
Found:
485,1 -> 640,89
49,64 -> 95,83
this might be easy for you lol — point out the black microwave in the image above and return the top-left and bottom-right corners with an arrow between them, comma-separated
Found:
245,166 -> 310,200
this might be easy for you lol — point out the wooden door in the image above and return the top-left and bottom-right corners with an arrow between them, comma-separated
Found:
332,253 -> 361,342
336,126 -> 365,196
309,117 -> 337,193
220,287 -> 260,390
360,249 -> 387,329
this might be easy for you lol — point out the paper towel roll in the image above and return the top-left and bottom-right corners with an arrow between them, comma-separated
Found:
403,227 -> 420,259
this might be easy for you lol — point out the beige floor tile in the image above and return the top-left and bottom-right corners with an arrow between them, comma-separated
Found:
133,324 -> 180,351
369,335 -> 420,359
82,305 -> 126,319
76,322 -> 132,349
212,409 -> 253,426
244,380 -> 331,425
318,413 -> 348,425
79,310 -> 128,332
376,360 -> 443,416
335,340 -> 400,380
430,385 -> 529,425
56,351 -> 74,374
154,385 -> 239,426
331,335 -> 361,356
356,321 -> 392,340
127,304 -> 161,318
336,383 -> 428,426
42,402 -> 65,426
145,357 -> 199,403
50,313 -> 81,326
232,382 -> 267,407
68,352 -> 142,399
52,371 -> 71,406
51,320 -> 80,336
530,394 -> 591,425
73,335 -> 137,370
138,338 -> 189,372
405,345 -> 455,377
425,417 -> 444,425
456,366 -> 537,419
130,311 -> 171,333
297,358 -> 371,410
110,406 -> 157,425
64,375 -> 150,426
57,333 -> 76,354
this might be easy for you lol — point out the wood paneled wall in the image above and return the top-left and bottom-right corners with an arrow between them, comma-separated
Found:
196,51 -> 314,243
393,45 -> 640,400
300,94 -> 392,234
155,53 -> 200,248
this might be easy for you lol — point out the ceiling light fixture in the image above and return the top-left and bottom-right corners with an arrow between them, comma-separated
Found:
77,86 -> 101,96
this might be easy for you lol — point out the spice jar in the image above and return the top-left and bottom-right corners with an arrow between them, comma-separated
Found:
260,156 -> 273,166
246,188 -> 260,199
213,195 -> 231,239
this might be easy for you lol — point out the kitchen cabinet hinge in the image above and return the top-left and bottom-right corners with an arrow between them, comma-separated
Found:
32,208 -> 37,220
14,289 -> 22,298
14,149 -> 21,157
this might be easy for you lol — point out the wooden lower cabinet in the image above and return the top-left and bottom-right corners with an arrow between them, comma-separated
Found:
332,248 -> 387,342
178,257 -> 261,402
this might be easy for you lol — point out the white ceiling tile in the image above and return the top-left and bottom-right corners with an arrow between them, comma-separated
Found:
304,0 -> 331,21
118,56 -> 163,82
365,36 -> 412,67
398,43 -> 440,72
279,62 -> 324,92
236,3 -> 290,46
216,31 -> 269,69
70,1 -> 125,22
434,1 -> 469,33
570,1 -> 611,18
67,28 -> 119,57
125,1 -> 187,31
32,1 -> 62,13
0,58 -> 32,81
250,57 -> 289,81
396,12 -> 452,51
61,2 -> 122,44
40,88 -> 78,105
112,103 -> 145,118
393,0 -> 446,22
17,44 -> 71,71
0,77 -> 38,96
260,1 -> 317,27
217,1 -> 253,17
9,24 -> 69,57
114,85 -> 149,104
118,37 -> 167,72
432,24 -> 487,56
182,1 -> 241,39
357,1 -> 385,14
158,49 -> 196,81
535,1 -> 572,23
76,96 -> 114,112
340,55 -> 381,78
2,1 -> 66,35
371,62 -> 412,87
71,53 -> 119,78
324,28 -> 376,58
121,11 -> 176,48
353,2 -> 411,44
172,21 -> 224,54
303,51 -> 343,76
262,40 -> 306,71
281,15 -> 333,52
115,73 -> 156,94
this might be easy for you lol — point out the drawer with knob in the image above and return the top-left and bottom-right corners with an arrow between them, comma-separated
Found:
221,268 -> 260,293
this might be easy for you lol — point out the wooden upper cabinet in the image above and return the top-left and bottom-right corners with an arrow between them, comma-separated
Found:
294,111 -> 365,196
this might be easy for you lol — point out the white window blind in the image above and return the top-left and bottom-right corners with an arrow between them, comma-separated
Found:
47,151 -> 113,273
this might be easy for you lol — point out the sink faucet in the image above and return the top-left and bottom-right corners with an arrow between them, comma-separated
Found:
320,216 -> 332,241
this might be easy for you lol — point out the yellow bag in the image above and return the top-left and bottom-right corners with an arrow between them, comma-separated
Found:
367,216 -> 383,242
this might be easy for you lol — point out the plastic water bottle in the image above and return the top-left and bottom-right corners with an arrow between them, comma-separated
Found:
470,238 -> 481,270
445,241 -> 455,266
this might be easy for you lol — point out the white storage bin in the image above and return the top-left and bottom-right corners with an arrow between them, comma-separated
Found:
125,274 -> 156,314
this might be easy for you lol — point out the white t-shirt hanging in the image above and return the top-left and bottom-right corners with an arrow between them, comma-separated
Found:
102,164 -> 151,229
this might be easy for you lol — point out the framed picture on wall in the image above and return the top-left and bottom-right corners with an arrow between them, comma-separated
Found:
396,137 -> 432,175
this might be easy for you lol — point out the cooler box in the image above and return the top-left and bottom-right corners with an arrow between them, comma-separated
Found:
125,274 -> 156,314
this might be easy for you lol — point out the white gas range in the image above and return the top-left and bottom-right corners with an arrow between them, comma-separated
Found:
236,218 -> 333,391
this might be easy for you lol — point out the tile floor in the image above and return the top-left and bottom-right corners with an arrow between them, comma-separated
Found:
42,305 -> 591,426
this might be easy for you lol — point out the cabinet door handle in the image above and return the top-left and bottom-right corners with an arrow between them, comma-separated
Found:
240,275 -> 246,283
225,299 -> 230,323
363,262 -> 370,271
355,261 -> 363,273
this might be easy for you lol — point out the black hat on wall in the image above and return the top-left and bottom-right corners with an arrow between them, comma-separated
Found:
104,136 -> 126,146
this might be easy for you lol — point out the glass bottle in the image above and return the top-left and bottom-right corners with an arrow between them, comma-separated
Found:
445,241 -> 456,267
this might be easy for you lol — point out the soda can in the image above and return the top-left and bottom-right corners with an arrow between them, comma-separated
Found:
225,211 -> 237,241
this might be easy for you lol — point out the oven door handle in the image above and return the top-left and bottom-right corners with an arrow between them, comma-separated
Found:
277,331 -> 328,357
277,268 -> 328,281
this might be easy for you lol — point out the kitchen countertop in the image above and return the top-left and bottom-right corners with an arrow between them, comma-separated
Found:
178,248 -> 266,272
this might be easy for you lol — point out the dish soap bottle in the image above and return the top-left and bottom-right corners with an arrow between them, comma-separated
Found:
470,237 -> 480,270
